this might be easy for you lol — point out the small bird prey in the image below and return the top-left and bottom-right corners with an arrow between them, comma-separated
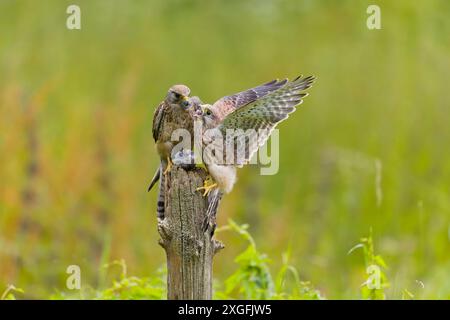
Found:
195,75 -> 315,226
148,84 -> 194,218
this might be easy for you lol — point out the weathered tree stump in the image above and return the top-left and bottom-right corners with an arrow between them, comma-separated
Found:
157,166 -> 224,300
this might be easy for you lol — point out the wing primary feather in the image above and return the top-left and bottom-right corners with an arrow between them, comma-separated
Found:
216,75 -> 316,165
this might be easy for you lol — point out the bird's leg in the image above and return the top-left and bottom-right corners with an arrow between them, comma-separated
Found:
163,156 -> 173,175
196,176 -> 218,197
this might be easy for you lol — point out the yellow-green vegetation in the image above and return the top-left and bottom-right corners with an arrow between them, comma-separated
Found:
0,222 -> 414,300
1,221 -> 325,300
0,0 -> 449,299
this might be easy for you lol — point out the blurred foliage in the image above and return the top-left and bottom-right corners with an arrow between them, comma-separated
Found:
214,220 -> 323,300
0,0 -> 449,299
4,220 -> 323,300
348,229 -> 389,300
2,221 -> 418,300
1,285 -> 25,300
48,262 -> 167,300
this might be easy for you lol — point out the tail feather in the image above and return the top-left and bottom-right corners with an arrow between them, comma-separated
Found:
156,166 -> 165,219
148,165 -> 165,218
147,167 -> 161,192
206,189 -> 223,223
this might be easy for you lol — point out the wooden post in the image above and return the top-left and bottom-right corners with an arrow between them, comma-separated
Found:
157,165 -> 224,300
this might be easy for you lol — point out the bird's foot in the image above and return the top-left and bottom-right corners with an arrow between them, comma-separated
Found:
196,176 -> 217,197
163,157 -> 173,175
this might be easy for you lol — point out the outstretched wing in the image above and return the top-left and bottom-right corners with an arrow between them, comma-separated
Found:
211,78 -> 288,120
214,75 -> 315,167
152,102 -> 166,142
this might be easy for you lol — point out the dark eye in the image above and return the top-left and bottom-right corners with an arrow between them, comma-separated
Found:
173,92 -> 181,99
206,109 -> 212,116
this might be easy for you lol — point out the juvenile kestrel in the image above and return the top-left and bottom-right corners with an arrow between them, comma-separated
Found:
195,75 -> 316,226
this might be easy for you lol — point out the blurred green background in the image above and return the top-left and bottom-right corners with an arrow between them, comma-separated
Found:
0,0 -> 449,299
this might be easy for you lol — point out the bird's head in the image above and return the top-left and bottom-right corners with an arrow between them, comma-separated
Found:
197,104 -> 217,128
189,96 -> 203,113
167,84 -> 191,110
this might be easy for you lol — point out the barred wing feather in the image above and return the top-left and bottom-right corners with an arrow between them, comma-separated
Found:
216,75 -> 315,167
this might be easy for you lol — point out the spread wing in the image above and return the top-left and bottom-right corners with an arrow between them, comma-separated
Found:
152,102 -> 166,142
211,78 -> 288,120
211,75 -> 315,167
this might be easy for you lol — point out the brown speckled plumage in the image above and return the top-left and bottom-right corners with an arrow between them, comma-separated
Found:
149,84 -> 196,218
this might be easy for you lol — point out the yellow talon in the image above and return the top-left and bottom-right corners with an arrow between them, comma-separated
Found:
196,177 -> 217,197
163,157 -> 173,175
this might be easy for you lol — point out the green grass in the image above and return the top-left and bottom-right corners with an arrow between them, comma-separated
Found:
1,221 -> 420,300
0,0 -> 449,299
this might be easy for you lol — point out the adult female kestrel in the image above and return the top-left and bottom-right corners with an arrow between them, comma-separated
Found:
148,84 -> 194,218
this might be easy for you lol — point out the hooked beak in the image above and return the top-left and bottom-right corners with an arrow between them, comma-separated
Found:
180,96 -> 191,110
199,104 -> 207,114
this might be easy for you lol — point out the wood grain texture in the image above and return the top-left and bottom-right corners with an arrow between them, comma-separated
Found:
158,166 -> 224,300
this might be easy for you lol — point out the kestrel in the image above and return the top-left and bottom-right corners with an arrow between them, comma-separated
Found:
148,80 -> 289,218
148,84 -> 194,218
194,75 -> 316,226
